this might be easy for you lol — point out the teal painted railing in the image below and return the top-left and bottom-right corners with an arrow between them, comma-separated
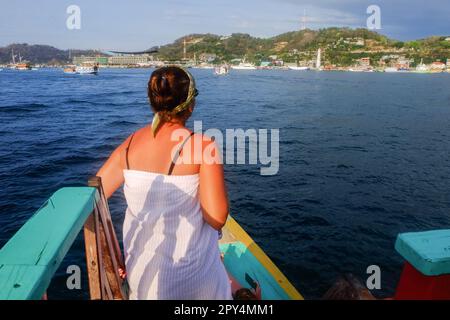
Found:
0,187 -> 97,299
0,177 -> 127,300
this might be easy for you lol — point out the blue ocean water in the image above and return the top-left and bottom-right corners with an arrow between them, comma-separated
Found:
0,68 -> 449,299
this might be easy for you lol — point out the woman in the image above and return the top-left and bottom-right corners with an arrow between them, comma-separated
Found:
97,66 -> 232,300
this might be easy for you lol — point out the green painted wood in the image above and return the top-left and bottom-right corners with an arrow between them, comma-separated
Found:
219,241 -> 290,300
395,229 -> 450,276
0,187 -> 98,300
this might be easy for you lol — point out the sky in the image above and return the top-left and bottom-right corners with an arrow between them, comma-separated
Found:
0,0 -> 449,51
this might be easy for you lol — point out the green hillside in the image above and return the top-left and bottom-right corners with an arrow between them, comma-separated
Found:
1,28 -> 448,66
156,28 -> 450,67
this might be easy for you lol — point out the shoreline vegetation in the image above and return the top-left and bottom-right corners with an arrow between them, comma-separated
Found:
0,28 -> 449,72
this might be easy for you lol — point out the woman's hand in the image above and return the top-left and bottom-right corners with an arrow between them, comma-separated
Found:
118,267 -> 127,280
254,282 -> 262,300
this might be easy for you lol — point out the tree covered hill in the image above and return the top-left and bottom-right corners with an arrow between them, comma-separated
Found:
1,28 -> 449,66
157,28 -> 450,66
0,43 -> 103,65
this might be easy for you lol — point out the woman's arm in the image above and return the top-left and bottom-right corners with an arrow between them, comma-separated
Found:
96,135 -> 132,199
199,138 -> 229,230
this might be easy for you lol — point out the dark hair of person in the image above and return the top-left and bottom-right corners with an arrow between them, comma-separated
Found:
147,66 -> 192,122
233,288 -> 258,300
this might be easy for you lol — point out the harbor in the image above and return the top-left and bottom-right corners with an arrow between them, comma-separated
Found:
1,30 -> 449,74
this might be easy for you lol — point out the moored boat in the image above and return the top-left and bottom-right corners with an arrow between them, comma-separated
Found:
214,65 -> 229,75
414,59 -> 430,73
384,67 -> 399,73
288,66 -> 310,71
75,63 -> 99,75
232,63 -> 257,70
14,62 -> 32,70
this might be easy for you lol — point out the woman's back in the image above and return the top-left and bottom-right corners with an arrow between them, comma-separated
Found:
97,66 -> 231,299
123,125 -> 200,176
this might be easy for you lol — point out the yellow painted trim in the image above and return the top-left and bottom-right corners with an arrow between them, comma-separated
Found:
223,216 -> 304,300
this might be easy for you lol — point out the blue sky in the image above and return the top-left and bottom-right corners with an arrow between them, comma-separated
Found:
0,0 -> 449,50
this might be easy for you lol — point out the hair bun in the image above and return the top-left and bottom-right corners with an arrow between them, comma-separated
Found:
148,66 -> 191,113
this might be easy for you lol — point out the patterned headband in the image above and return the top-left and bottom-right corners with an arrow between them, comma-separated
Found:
151,66 -> 198,137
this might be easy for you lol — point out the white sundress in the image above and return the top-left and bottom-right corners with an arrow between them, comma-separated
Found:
122,169 -> 232,300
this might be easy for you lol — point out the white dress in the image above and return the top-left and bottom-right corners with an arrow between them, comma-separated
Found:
122,169 -> 232,300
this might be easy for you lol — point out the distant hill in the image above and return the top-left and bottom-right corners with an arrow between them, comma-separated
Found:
1,28 -> 449,66
0,43 -> 104,65
156,28 -> 450,66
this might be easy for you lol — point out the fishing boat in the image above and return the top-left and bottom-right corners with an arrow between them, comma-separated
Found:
0,177 -> 302,300
214,65 -> 229,75
14,62 -> 32,71
75,63 -> 99,75
9,49 -> 32,70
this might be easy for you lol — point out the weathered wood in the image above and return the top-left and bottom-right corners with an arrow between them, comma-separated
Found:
88,177 -> 124,264
0,187 -> 97,300
83,213 -> 101,300
98,217 -> 123,299
93,204 -> 112,299
88,176 -> 127,300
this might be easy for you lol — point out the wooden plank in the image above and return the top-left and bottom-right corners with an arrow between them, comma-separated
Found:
83,213 -> 101,300
89,177 -> 124,265
93,203 -> 112,299
0,187 -> 97,300
88,176 -> 127,300
98,218 -> 123,299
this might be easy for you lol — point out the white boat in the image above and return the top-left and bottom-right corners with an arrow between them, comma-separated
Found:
384,67 -> 399,73
75,65 -> 98,75
232,63 -> 257,70
214,65 -> 229,75
415,59 -> 430,73
288,66 -> 310,71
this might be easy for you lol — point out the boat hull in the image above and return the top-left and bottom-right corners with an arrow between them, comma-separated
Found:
219,216 -> 303,300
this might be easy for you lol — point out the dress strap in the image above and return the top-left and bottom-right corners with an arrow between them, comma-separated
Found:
168,132 -> 195,175
125,133 -> 135,170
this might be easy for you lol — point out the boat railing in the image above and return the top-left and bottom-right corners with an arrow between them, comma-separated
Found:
0,177 -> 127,300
